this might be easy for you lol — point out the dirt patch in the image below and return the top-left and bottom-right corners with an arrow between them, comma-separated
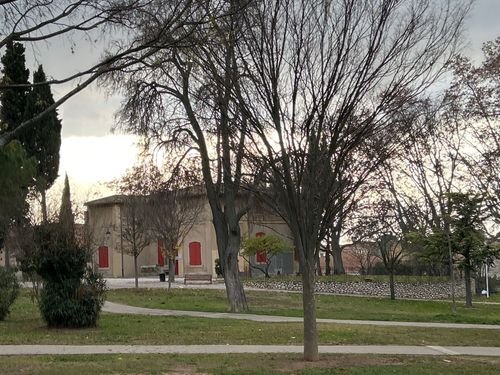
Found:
269,354 -> 405,372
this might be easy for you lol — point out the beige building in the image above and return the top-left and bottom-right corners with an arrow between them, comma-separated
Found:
85,194 -> 296,278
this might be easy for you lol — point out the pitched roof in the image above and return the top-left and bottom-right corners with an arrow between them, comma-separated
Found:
85,195 -> 126,206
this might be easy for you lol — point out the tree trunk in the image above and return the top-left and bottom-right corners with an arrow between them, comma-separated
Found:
41,188 -> 48,224
464,267 -> 473,307
389,271 -> 395,300
332,232 -> 345,275
168,256 -> 175,283
4,246 -> 10,269
168,256 -> 175,290
325,250 -> 331,276
134,255 -> 139,289
315,251 -> 322,276
223,240 -> 247,312
302,260 -> 318,361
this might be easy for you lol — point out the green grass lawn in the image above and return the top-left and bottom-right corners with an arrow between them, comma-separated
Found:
106,288 -> 500,325
0,354 -> 499,375
2,292 -> 500,347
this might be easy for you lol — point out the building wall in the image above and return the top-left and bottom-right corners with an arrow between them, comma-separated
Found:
87,203 -> 119,277
86,195 -> 298,278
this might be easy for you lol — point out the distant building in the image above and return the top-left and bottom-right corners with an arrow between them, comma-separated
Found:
85,193 -> 298,278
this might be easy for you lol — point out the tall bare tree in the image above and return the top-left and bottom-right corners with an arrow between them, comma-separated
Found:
447,37 -> 500,228
237,0 -> 470,361
102,0 -> 253,312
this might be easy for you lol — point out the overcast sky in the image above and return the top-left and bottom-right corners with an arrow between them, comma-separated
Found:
17,0 -> 500,208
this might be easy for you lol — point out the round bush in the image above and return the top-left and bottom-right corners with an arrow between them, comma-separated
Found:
39,269 -> 107,328
0,267 -> 20,321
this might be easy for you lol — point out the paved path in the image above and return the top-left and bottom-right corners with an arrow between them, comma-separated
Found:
2,344 -> 500,356
103,301 -> 500,330
6,279 -> 499,358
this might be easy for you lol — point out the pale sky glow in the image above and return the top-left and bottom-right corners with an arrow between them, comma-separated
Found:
59,135 -> 140,184
27,0 -> 499,209
46,134 -> 140,207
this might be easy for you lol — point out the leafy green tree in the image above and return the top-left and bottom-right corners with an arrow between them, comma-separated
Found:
241,234 -> 292,278
0,141 -> 35,265
20,65 -> 62,223
447,193 -> 499,307
0,41 -> 29,134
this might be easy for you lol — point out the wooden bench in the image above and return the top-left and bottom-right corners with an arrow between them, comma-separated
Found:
140,265 -> 158,274
184,273 -> 212,284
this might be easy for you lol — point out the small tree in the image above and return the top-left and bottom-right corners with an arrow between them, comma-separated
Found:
121,196 -> 150,288
349,242 -> 379,276
241,234 -> 292,278
34,181 -> 106,328
447,193 -> 500,307
149,161 -> 204,289
114,161 -> 158,288
376,234 -> 405,300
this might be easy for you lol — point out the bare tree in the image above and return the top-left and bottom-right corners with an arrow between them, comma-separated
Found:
113,161 -> 161,288
101,0 -> 253,312
148,161 -> 204,289
379,97 -> 471,313
0,0 -> 212,146
237,0 -> 470,361
447,38 -> 500,228
349,242 -> 379,276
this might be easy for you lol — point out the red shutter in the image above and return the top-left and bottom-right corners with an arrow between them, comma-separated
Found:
256,250 -> 267,263
189,241 -> 202,266
157,240 -> 165,266
255,232 -> 267,263
98,246 -> 109,268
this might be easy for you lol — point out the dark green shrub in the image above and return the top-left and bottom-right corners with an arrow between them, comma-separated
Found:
39,268 -> 107,328
0,267 -> 20,320
34,224 -> 107,328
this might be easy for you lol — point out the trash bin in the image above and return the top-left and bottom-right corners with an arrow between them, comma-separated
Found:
159,273 -> 166,282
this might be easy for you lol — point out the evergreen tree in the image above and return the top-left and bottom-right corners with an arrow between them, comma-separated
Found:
0,42 -> 33,264
20,65 -> 62,223
0,141 -> 35,259
58,174 -> 74,241
0,41 -> 29,134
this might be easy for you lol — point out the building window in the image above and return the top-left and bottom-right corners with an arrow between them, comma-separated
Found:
157,240 -> 165,267
255,232 -> 267,264
189,241 -> 202,266
98,246 -> 109,268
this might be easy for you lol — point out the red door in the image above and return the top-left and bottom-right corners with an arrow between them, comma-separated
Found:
189,241 -> 202,266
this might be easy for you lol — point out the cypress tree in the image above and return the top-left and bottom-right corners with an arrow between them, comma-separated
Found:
59,174 -> 74,241
21,65 -> 62,222
0,42 -> 33,258
0,41 -> 29,134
